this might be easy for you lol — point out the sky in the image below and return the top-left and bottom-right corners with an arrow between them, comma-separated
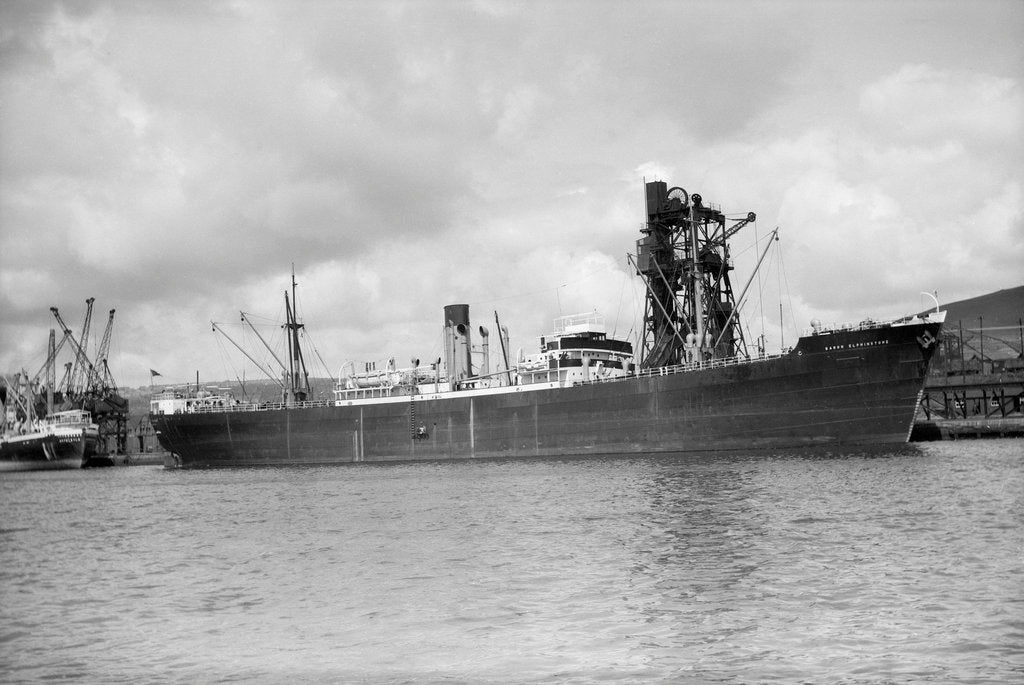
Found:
1,0 -> 1022,390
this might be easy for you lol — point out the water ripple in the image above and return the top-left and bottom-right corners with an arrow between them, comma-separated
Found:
1,443 -> 1022,682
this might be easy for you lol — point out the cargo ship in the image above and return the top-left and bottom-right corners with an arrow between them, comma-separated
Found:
0,301 -> 128,470
1,409 -> 100,471
151,180 -> 946,467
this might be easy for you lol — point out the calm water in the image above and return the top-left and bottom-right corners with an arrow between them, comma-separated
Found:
1,441 -> 1022,684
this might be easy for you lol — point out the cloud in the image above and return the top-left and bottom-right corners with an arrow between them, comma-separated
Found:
1,1 -> 1021,387
860,64 -> 1022,143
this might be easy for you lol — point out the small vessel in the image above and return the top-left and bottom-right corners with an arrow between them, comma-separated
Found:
1,302 -> 124,471
0,409 -> 100,471
151,180 -> 946,467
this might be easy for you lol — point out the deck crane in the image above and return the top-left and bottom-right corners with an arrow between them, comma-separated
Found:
45,330 -> 55,415
25,328 -> 65,421
702,211 -> 758,251
94,309 -> 117,393
50,306 -> 103,399
69,298 -> 95,396
58,362 -> 73,398
32,330 -> 70,400
50,302 -> 129,455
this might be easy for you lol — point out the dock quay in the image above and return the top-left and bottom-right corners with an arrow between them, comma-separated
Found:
912,372 -> 1024,441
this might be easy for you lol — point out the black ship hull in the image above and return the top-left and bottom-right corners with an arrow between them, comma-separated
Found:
0,431 -> 95,471
153,318 -> 942,468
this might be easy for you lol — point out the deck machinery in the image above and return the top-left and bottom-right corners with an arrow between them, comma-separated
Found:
635,181 -> 758,369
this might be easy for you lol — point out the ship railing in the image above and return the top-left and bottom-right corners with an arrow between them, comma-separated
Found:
187,398 -> 337,414
150,390 -> 182,401
175,353 -> 791,407
578,350 -> 789,386
802,317 -> 898,336
642,351 -> 789,377
807,311 -> 947,336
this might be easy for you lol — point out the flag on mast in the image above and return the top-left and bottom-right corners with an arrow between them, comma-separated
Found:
150,369 -> 162,377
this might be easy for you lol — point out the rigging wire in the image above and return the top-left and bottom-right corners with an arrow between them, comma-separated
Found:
778,240 -> 797,338
292,282 -> 340,385
726,226 -> 787,356
213,318 -> 284,384
754,220 -> 766,351
218,308 -> 336,396
611,267 -> 628,339
776,240 -> 785,350
304,331 -> 336,384
212,330 -> 242,391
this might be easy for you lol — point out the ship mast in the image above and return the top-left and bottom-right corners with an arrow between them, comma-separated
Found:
634,181 -> 757,369
283,266 -> 310,404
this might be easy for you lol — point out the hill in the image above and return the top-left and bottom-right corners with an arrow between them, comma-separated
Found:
936,285 -> 1024,332
921,285 -> 1024,373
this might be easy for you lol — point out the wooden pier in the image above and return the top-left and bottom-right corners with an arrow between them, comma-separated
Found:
912,372 -> 1024,441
